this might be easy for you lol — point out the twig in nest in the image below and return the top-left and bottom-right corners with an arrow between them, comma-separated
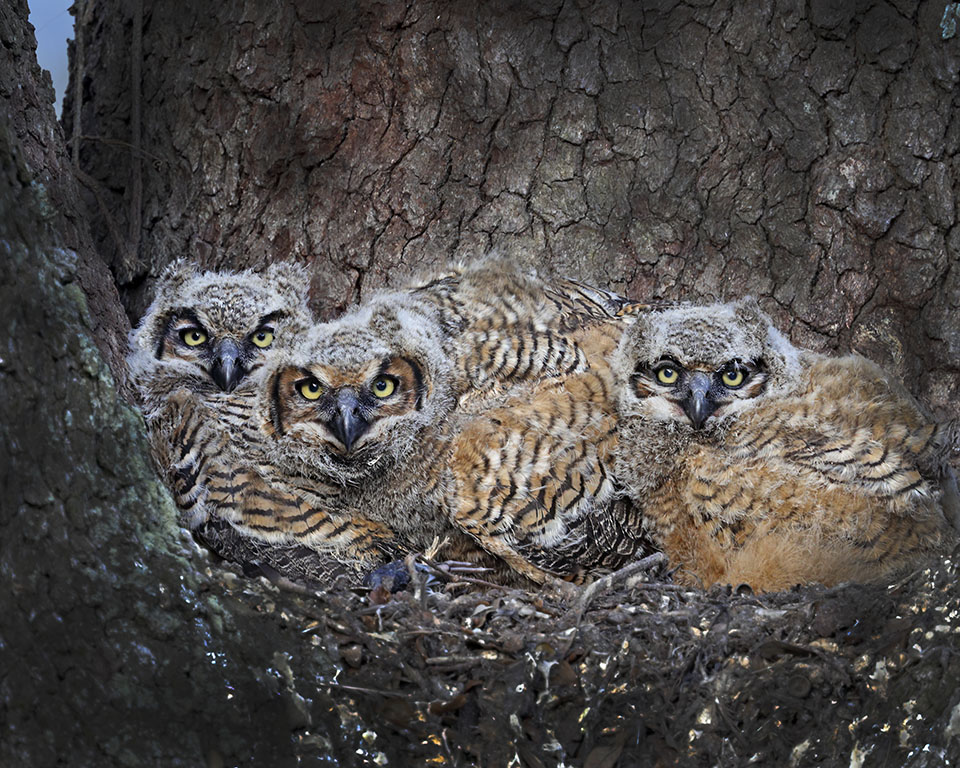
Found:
886,566 -> 927,593
572,553 -> 667,625
262,574 -> 323,598
325,682 -> 409,699
439,579 -> 487,594
432,560 -> 494,574
356,602 -> 404,618
405,552 -> 429,608
419,559 -> 504,590
425,655 -> 481,666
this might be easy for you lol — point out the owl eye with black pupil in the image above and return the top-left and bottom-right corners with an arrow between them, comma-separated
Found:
371,376 -> 396,398
180,328 -> 208,347
299,378 -> 323,400
251,328 -> 274,348
721,366 -> 746,388
656,366 -> 680,385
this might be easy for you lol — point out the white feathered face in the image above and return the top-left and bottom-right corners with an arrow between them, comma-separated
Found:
261,299 -> 453,485
630,352 -> 770,430
130,262 -> 312,398
615,297 -> 796,433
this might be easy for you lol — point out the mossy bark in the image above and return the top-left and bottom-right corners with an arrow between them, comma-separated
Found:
2,3 -> 349,765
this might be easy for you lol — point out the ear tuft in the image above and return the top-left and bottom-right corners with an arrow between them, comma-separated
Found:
733,296 -> 764,328
155,258 -> 201,302
264,260 -> 312,306
129,259 -> 201,357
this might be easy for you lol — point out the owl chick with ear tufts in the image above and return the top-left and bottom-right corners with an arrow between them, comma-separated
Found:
128,259 -> 314,401
246,259 -> 653,586
248,286 -> 497,576
129,259 -> 317,498
613,296 -> 959,592
128,260 -> 403,583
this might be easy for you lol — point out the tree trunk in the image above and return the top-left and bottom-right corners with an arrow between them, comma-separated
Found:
3,0 -> 959,765
66,0 -> 959,419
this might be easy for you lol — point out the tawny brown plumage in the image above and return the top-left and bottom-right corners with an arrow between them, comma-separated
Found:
613,297 -> 959,591
247,258 -> 653,586
450,320 -> 648,584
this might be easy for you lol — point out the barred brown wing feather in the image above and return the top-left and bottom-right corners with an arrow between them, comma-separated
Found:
194,517 -> 365,587
201,462 -> 402,566
451,354 -> 645,583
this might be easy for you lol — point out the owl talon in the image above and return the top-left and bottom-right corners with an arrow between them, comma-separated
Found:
363,559 -> 430,593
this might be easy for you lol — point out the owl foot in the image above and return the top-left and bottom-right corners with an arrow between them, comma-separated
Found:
363,558 -> 431,594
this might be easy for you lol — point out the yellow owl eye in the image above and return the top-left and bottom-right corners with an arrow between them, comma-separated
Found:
251,329 -> 274,348
656,366 -> 679,385
299,378 -> 323,400
371,376 -> 396,398
722,368 -> 745,388
180,328 -> 208,347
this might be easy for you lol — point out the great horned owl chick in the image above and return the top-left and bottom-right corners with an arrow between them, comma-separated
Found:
128,259 -> 314,507
251,284 -> 483,572
613,297 -> 958,591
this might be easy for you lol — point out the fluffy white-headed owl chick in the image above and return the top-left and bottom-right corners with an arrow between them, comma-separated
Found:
243,260 -> 654,585
613,296 -> 958,591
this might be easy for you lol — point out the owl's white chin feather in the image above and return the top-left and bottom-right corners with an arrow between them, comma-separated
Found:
279,443 -> 390,487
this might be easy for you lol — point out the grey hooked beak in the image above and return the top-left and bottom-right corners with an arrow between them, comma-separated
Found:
210,338 -> 246,392
682,372 -> 716,430
328,389 -> 369,452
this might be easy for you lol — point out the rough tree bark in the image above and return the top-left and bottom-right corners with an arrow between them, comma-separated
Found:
67,0 -> 958,419
2,3 -> 360,765
2,0 -> 959,766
